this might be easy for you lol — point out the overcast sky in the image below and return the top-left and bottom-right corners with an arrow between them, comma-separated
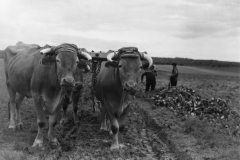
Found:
0,0 -> 239,62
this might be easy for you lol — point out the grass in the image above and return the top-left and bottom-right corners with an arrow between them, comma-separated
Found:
181,117 -> 240,150
155,64 -> 240,76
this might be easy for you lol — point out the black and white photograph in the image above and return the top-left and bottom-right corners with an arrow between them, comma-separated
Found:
0,0 -> 239,159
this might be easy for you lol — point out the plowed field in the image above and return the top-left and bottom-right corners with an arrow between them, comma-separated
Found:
0,61 -> 239,160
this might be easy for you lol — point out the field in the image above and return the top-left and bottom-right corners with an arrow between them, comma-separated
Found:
0,60 -> 239,160
156,65 -> 240,76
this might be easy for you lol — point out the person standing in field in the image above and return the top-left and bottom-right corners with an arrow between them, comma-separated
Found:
141,65 -> 157,93
169,63 -> 178,88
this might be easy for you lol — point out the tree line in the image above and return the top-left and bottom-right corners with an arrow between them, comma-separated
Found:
153,57 -> 240,67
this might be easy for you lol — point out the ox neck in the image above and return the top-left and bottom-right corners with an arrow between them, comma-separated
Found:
48,63 -> 61,89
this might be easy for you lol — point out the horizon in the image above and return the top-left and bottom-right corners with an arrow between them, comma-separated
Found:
0,0 -> 239,62
151,56 -> 240,63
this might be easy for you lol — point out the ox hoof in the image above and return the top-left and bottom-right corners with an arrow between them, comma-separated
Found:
8,125 -> 16,131
16,123 -> 23,130
110,144 -> 120,150
60,118 -> 68,124
100,126 -> 108,131
32,140 -> 43,148
119,144 -> 126,148
50,138 -> 60,146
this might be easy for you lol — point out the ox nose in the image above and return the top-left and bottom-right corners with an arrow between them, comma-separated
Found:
125,82 -> 137,95
74,81 -> 83,89
62,77 -> 75,87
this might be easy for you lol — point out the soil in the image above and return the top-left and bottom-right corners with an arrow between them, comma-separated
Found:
0,60 -> 239,160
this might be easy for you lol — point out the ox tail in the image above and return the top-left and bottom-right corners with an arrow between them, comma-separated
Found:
0,50 -> 5,59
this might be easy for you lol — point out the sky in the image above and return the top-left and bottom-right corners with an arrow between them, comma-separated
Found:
0,0 -> 239,62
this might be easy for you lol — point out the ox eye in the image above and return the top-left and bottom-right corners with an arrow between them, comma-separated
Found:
56,59 -> 60,63
118,64 -> 122,68
76,61 -> 79,64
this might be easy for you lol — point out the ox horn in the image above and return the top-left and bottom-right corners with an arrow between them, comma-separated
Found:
78,48 -> 92,60
81,51 -> 92,60
141,52 -> 153,68
40,48 -> 52,55
107,51 -> 118,62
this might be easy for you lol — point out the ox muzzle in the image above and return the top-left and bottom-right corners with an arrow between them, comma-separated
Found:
61,77 -> 83,90
123,82 -> 137,95
61,77 -> 75,88
60,77 -> 82,92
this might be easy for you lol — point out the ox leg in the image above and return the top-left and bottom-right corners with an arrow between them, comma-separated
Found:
108,112 -> 120,150
72,90 -> 80,124
100,105 -> 108,131
6,83 -> 17,129
32,96 -> 45,147
60,98 -> 68,124
118,104 -> 131,148
100,103 -> 112,134
79,87 -> 84,105
15,94 -> 25,130
107,117 -> 113,135
48,106 -> 61,146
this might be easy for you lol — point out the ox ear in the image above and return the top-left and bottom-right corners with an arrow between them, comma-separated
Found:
39,55 -> 56,65
77,59 -> 88,69
105,61 -> 118,68
39,46 -> 56,65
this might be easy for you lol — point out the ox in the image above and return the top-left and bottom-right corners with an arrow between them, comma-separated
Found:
60,59 -> 90,124
95,47 -> 152,149
4,43 -> 91,147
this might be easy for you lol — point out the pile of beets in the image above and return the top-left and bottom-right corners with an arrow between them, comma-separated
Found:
151,86 -> 231,121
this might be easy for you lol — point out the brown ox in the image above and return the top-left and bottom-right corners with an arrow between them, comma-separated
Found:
95,47 -> 152,149
4,43 -> 91,147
